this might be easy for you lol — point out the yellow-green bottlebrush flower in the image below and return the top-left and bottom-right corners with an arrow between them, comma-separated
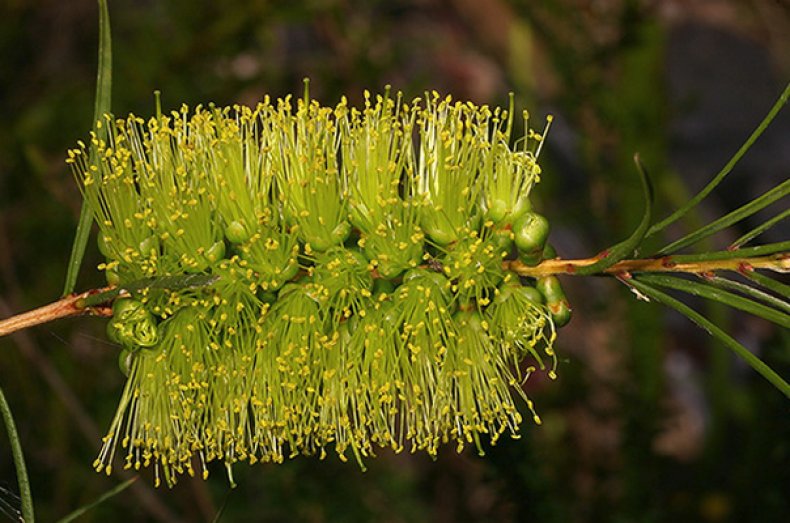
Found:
68,86 -> 566,487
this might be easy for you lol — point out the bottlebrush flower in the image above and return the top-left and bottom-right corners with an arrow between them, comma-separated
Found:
66,85 -> 566,486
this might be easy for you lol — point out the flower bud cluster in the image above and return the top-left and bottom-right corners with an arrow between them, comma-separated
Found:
68,87 -> 568,486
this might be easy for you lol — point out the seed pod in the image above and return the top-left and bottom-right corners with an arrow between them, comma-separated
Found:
513,212 -> 550,266
225,219 -> 252,244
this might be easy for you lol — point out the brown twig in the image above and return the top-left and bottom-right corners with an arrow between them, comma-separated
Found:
0,289 -> 112,337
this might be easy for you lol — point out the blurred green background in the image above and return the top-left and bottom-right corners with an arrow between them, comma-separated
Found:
1,1 -> 788,521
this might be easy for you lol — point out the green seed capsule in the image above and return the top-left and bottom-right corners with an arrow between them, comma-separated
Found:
513,212 -> 550,264
225,220 -> 252,244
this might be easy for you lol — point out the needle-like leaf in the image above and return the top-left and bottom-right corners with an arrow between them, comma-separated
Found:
647,81 -> 790,238
655,178 -> 790,255
575,154 -> 653,275
637,274 -> 790,328
628,278 -> 790,399
62,0 -> 112,296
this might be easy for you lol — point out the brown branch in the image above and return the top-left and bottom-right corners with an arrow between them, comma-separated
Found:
1,253 -> 787,338
0,288 -> 112,337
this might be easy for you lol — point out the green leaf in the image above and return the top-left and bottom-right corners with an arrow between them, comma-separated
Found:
637,274 -> 790,328
647,81 -> 790,238
0,386 -> 35,523
708,276 -> 790,315
730,208 -> 790,249
668,242 -> 790,263
62,0 -> 112,296
745,270 -> 790,300
628,278 -> 790,399
575,154 -> 653,275
655,178 -> 790,255
56,477 -> 137,523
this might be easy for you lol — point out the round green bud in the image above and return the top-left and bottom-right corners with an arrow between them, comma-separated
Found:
513,211 -> 550,256
421,212 -> 456,247
138,236 -> 160,257
536,275 -> 571,327
225,220 -> 252,244
205,241 -> 226,264
515,285 -> 544,306
510,195 -> 532,221
543,243 -> 558,260
535,276 -> 565,304
485,198 -> 509,224
453,308 -> 484,332
304,220 -> 352,252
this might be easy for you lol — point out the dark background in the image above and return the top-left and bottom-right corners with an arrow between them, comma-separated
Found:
1,1 -> 788,521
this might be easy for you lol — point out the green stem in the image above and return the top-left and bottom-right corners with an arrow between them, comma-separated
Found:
0,386 -> 34,523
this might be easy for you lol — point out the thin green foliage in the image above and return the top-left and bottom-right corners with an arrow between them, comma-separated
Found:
646,81 -> 790,238
637,274 -> 790,328
0,386 -> 34,523
55,477 -> 136,523
745,270 -> 790,300
629,278 -> 790,399
708,276 -> 790,315
575,154 -> 652,275
63,0 -> 112,296
656,178 -> 790,255
667,241 -> 790,263
731,208 -> 790,249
